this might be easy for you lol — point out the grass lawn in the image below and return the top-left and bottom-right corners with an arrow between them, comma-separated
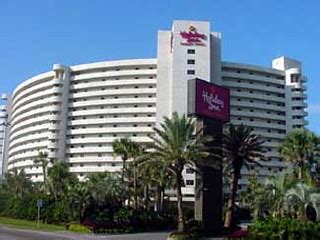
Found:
0,217 -> 66,232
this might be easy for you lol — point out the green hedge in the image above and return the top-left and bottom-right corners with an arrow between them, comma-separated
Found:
68,224 -> 92,234
249,218 -> 320,240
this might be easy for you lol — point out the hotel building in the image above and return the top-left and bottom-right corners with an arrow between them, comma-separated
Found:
3,20 -> 308,192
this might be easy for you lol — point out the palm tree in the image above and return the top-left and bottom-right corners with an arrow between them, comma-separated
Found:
33,151 -> 50,188
86,172 -> 126,206
47,161 -> 77,202
112,138 -> 135,183
285,182 -> 320,219
264,172 -> 297,218
130,142 -> 144,210
279,128 -> 319,180
69,182 -> 91,222
146,112 -> 212,232
223,124 -> 265,228
3,169 -> 32,198
138,155 -> 173,212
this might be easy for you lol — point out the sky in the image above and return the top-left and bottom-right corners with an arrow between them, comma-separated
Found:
0,0 -> 319,133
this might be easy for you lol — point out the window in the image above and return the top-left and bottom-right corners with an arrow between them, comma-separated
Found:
187,70 -> 195,75
187,59 -> 195,64
186,168 -> 193,174
187,49 -> 195,54
186,180 -> 194,186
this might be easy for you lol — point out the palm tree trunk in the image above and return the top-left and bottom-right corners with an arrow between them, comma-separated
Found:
144,185 -> 149,210
176,171 -> 185,232
133,164 -> 138,210
224,170 -> 240,228
155,184 -> 161,212
160,186 -> 164,212
42,164 -> 46,189
299,165 -> 304,180
121,158 -> 127,206
121,158 -> 126,183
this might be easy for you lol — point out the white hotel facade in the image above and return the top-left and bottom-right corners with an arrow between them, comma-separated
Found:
2,20 -> 308,191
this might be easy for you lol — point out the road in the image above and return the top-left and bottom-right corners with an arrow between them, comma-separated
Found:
0,226 -> 170,240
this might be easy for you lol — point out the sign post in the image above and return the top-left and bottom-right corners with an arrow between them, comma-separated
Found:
188,78 -> 230,236
37,199 -> 43,228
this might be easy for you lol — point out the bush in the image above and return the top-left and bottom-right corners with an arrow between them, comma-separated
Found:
68,224 -> 92,234
249,218 -> 320,240
185,220 -> 204,238
168,231 -> 195,240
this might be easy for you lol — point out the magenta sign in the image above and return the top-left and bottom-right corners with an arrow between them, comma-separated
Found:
189,79 -> 230,122
180,25 -> 206,46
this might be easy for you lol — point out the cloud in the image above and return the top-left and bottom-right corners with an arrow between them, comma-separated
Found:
308,104 -> 320,113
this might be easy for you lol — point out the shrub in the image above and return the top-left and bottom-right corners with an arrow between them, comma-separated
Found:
249,218 -> 320,240
168,231 -> 195,240
185,219 -> 204,238
68,224 -> 92,234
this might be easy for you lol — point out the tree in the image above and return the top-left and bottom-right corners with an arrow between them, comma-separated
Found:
279,128 -> 319,180
223,124 -> 265,228
2,169 -> 32,198
33,151 -> 51,189
129,142 -> 144,210
137,155 -> 173,212
264,172 -> 297,218
86,172 -> 127,207
285,182 -> 320,220
112,138 -> 135,183
47,161 -> 77,202
146,112 -> 212,232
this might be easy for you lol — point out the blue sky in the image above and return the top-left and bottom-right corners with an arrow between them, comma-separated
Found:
0,0 -> 319,133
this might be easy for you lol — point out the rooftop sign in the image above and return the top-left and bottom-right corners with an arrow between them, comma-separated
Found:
180,25 -> 206,46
